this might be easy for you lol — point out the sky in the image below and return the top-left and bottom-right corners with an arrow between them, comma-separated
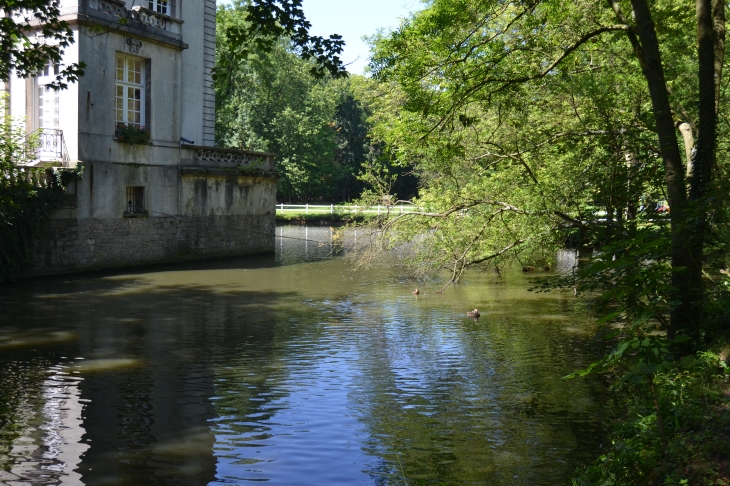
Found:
219,0 -> 423,75
300,0 -> 421,75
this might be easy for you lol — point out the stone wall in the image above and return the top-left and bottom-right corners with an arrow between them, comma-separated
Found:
30,214 -> 275,276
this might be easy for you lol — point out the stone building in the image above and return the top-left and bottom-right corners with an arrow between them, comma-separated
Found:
2,0 -> 277,276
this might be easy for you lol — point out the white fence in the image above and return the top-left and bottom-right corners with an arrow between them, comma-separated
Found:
276,203 -> 420,215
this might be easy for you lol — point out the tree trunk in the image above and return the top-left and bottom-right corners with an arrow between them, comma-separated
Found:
628,0 -> 698,344
713,0 -> 726,116
677,122 -> 695,177
680,0 -> 724,346
625,149 -> 638,222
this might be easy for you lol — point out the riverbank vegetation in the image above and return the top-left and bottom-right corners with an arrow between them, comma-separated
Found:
0,110 -> 75,283
347,0 -> 729,483
574,347 -> 730,485
213,1 -> 730,481
1,0 -> 728,481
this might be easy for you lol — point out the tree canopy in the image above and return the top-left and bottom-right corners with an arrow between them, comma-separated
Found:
0,0 -> 85,88
1,0 -> 346,89
363,0 -> 728,349
359,6 -> 730,479
215,3 -> 419,202
213,0 -> 347,87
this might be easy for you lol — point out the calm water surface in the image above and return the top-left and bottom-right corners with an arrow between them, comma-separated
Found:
0,227 -> 606,485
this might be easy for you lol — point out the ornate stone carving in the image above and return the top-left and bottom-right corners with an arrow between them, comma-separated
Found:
97,0 -> 126,18
129,7 -> 170,31
195,149 -> 272,169
96,0 -> 175,32
125,37 -> 143,54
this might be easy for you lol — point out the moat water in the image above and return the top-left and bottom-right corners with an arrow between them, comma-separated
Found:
0,226 -> 606,485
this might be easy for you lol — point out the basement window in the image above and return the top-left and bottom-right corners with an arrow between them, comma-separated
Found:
124,186 -> 147,216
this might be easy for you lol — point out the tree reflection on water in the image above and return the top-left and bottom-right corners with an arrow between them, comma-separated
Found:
0,226 -> 608,485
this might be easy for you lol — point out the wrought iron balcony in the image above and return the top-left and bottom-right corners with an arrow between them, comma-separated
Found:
24,129 -> 71,167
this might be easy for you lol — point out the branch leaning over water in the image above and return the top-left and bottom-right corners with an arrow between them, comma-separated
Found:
391,199 -> 530,220
433,238 -> 526,293
469,239 -> 525,266
434,220 -> 491,293
374,198 -> 621,234
433,204 -> 525,293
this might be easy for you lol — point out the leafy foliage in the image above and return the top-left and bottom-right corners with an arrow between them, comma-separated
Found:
214,0 -> 346,86
215,29 -> 339,198
0,0 -> 85,88
573,349 -> 730,486
114,124 -> 151,145
360,0 -> 729,337
215,4 -> 404,202
0,106 -> 76,283
358,2 -> 730,480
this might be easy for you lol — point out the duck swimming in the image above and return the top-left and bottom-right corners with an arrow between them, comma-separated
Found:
413,289 -> 420,295
467,309 -> 480,318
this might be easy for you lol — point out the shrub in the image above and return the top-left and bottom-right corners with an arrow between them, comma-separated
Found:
114,124 -> 150,145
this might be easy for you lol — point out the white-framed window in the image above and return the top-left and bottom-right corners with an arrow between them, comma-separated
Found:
149,0 -> 167,14
36,61 -> 61,129
115,54 -> 145,128
148,0 -> 177,17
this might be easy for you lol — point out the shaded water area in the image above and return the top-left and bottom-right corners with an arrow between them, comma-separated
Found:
0,226 -> 605,485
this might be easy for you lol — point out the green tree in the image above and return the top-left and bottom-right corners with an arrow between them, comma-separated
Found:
332,87 -> 369,201
365,0 -> 728,351
0,0 -> 85,88
216,6 -> 397,202
0,104 -> 71,282
214,0 -> 346,88
216,5 -> 342,199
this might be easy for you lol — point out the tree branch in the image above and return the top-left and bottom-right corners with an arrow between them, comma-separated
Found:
423,25 -> 631,137
469,239 -> 525,266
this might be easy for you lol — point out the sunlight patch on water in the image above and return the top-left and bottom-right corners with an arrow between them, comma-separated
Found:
69,358 -> 140,372
561,326 -> 596,336
0,331 -> 76,348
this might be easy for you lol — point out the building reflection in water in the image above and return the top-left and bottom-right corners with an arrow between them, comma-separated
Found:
0,227 -> 344,486
4,364 -> 87,485
0,277 -> 283,485
0,227 -> 606,486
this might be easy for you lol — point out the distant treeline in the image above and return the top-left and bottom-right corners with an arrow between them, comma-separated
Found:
214,4 -> 416,203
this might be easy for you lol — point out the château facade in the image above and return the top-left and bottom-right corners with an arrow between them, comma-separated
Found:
2,0 -> 277,275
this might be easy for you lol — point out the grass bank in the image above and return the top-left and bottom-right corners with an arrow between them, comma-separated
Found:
276,212 -> 376,225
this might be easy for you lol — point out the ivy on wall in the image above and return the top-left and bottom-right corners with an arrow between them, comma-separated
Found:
0,168 -> 81,283
1,96 -> 83,283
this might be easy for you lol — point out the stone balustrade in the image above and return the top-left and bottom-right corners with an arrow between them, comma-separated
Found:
1,167 -> 54,189
182,146 -> 276,172
87,0 -> 183,35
